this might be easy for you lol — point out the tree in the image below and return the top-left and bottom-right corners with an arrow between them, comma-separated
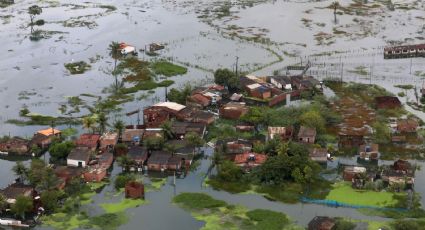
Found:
331,1 -> 340,23
113,120 -> 125,141
167,84 -> 192,104
83,116 -> 96,134
212,152 -> 224,172
37,168 -> 60,191
28,5 -> 42,33
185,131 -> 204,152
49,141 -> 74,160
65,178 -> 84,197
11,195 -> 33,220
12,161 -> 28,183
108,41 -> 123,91
28,159 -> 46,187
240,106 -> 267,132
214,68 -> 239,90
144,136 -> 164,151
40,190 -> 60,212
0,194 -> 7,213
97,112 -> 108,134
372,121 -> 391,144
276,142 -> 289,156
160,121 -> 174,140
216,160 -> 243,182
300,110 -> 325,133
117,155 -> 134,172
114,174 -> 136,190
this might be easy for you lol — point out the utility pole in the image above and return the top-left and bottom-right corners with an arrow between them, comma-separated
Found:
410,58 -> 412,74
340,62 -> 344,82
235,56 -> 239,77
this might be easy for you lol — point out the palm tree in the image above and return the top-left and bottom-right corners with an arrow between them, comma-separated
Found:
83,116 -> 96,134
113,120 -> 125,142
12,162 -> 28,183
97,112 -> 108,134
160,121 -> 174,140
108,41 -> 122,91
331,1 -> 340,23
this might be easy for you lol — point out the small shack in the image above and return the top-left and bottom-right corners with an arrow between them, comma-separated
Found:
147,151 -> 171,171
309,148 -> 328,163
343,166 -> 366,181
297,126 -> 316,144
67,147 -> 91,168
125,181 -> 144,199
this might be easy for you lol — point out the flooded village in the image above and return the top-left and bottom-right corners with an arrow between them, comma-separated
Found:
1,0 -> 425,229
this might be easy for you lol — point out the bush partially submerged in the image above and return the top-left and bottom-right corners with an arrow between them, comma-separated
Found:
65,61 -> 91,74
173,193 -> 226,209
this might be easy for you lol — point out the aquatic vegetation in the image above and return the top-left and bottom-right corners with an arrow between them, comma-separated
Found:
147,177 -> 167,191
173,193 -> 300,230
326,182 -> 400,208
100,198 -> 147,213
64,61 -> 91,74
151,60 -> 188,77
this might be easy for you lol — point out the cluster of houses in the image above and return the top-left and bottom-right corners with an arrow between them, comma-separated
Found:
342,159 -> 415,191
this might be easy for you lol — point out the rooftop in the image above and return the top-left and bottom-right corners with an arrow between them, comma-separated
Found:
37,128 -> 61,136
153,102 -> 186,112
68,147 -> 91,162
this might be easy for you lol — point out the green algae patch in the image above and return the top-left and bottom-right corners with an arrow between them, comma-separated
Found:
173,193 -> 301,230
100,198 -> 147,213
326,182 -> 400,207
41,212 -> 90,230
65,61 -> 91,74
147,177 -> 167,191
89,212 -> 128,230
151,61 -> 188,77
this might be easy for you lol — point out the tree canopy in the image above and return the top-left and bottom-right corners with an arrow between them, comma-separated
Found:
214,68 -> 239,90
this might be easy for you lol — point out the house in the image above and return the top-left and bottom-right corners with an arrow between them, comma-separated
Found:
167,155 -> 183,171
174,107 -> 215,125
290,75 -> 320,91
144,102 -> 187,127
0,137 -> 30,155
147,151 -> 171,171
375,96 -> 401,110
75,134 -> 101,150
308,216 -> 336,230
127,145 -> 148,167
297,126 -> 316,144
0,183 -> 35,204
186,93 -> 211,108
269,75 -> 292,90
358,144 -> 379,160
119,43 -> 137,55
216,138 -> 253,154
67,147 -> 92,168
98,151 -> 114,169
125,181 -> 144,199
142,128 -> 163,140
235,124 -> 255,132
393,159 -> 413,173
229,93 -> 243,102
99,132 -> 118,149
83,166 -> 107,182
171,122 -> 206,139
219,102 -> 249,120
30,128 -> 61,149
309,148 -> 328,163
267,126 -> 293,141
233,152 -> 267,169
338,134 -> 365,148
396,119 -> 419,133
246,83 -> 272,99
343,166 -> 366,181
54,166 -> 84,184
122,128 -> 144,143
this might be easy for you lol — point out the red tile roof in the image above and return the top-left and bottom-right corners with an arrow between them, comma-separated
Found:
75,134 -> 101,148
233,152 -> 267,166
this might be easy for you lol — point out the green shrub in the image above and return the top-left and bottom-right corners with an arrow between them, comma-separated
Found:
173,193 -> 226,209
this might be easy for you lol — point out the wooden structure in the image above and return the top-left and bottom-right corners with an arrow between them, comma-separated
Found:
384,43 -> 425,59
125,181 -> 145,199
